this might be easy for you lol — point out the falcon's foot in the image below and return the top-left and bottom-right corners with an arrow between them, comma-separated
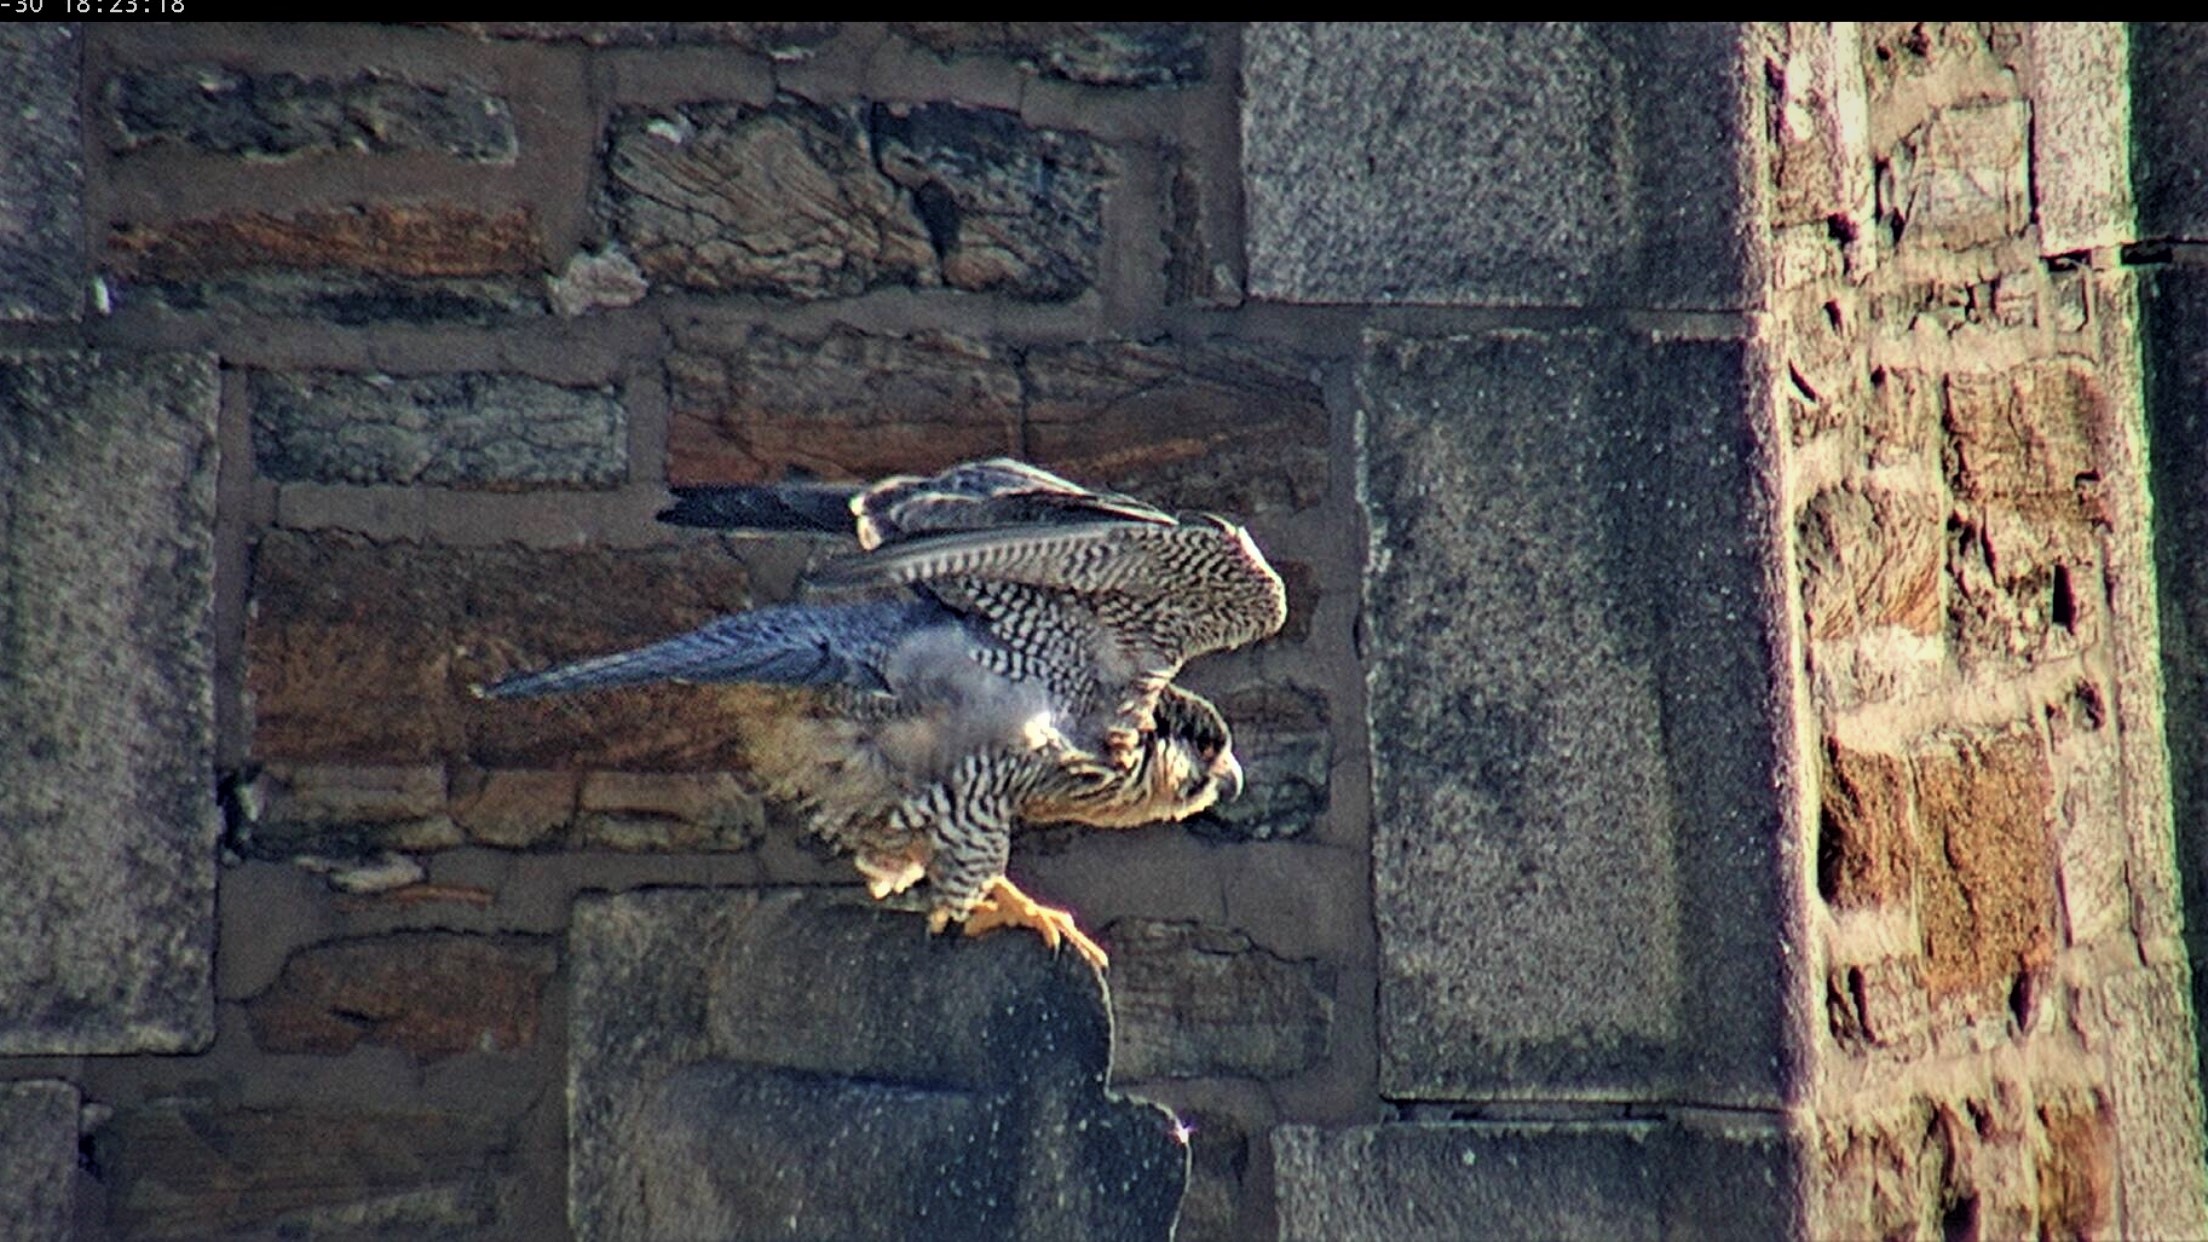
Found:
935,876 -> 1109,970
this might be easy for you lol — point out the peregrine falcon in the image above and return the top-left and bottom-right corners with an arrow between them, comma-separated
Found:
480,459 -> 1287,968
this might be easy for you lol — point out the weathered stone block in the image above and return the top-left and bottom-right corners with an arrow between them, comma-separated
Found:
92,1102 -> 510,1238
1106,919 -> 1332,1081
105,65 -> 518,162
1274,1119 -> 1801,1241
0,1082 -> 77,1242
570,889 -> 1187,1240
2036,1093 -> 2116,1240
108,203 -> 542,280
2077,962 -> 2208,1234
252,369 -> 626,487
2133,23 -> 2208,242
1243,23 -> 1758,309
871,102 -> 1111,301
892,22 -> 1208,87
2026,24 -> 2133,255
1797,484 -> 1945,641
244,533 -> 784,857
246,932 -> 556,1059
1023,339 -> 1329,514
1819,739 -> 1915,910
1360,328 -> 1789,1103
0,26 -> 84,322
1943,363 -> 2100,513
1881,101 -> 2031,251
1910,726 -> 2056,1000
0,351 -> 218,1054
668,324 -> 1021,484
609,100 -> 932,300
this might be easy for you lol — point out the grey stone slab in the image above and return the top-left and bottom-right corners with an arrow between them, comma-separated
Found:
0,25 -> 85,322
2027,24 -> 2132,255
1274,1118 -> 1801,1242
0,1081 -> 78,1241
107,65 -> 518,162
2135,23 -> 2208,242
1242,23 -> 1758,309
570,888 -> 1187,1241
0,351 -> 219,1054
1359,328 -> 1794,1104
251,369 -> 626,487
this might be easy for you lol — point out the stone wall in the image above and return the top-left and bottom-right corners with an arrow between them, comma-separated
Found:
1,21 -> 2202,1240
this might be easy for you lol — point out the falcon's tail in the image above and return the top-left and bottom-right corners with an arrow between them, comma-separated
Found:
477,600 -> 937,700
658,483 -> 860,535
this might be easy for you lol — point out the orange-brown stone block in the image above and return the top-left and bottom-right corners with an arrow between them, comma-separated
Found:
1819,739 -> 1915,909
247,531 -> 754,772
667,325 -> 1020,485
1911,726 -> 2057,999
1943,363 -> 2101,515
2037,1095 -> 2115,1240
108,204 -> 541,280
246,933 -> 556,1060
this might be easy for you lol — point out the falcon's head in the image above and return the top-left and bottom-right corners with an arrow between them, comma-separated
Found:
1150,682 -> 1243,813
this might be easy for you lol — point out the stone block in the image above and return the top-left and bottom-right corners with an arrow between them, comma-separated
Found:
1022,339 -> 1329,515
0,351 -> 218,1054
108,203 -> 542,280
246,932 -> 556,1059
1818,739 -> 1915,911
2078,962 -> 2208,1236
668,324 -> 1021,484
0,1082 -> 77,1242
891,23 -> 1208,87
1243,23 -> 1758,309
92,1101 -> 509,1238
251,369 -> 626,487
2133,23 -> 2208,242
570,888 -> 1186,1240
2025,24 -> 2133,255
608,100 -> 932,300
1359,328 -> 1790,1103
1881,101 -> 2031,251
105,65 -> 518,162
247,531 -> 755,771
1910,726 -> 2056,1001
1274,1118 -> 1801,1241
1106,919 -> 1332,1081
0,26 -> 84,321
1797,483 -> 1945,641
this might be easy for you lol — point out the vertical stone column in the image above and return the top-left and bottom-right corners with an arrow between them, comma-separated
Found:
1259,21 -> 2207,1237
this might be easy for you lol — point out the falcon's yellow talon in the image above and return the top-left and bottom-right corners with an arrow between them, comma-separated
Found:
958,876 -> 1109,969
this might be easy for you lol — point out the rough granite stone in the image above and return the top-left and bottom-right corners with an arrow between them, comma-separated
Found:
1274,1119 -> 1801,1241
1359,328 -> 1790,1103
92,1101 -> 510,1238
105,65 -> 518,162
0,25 -> 85,321
0,351 -> 218,1054
570,888 -> 1187,1241
0,1082 -> 77,1242
251,369 -> 626,487
2133,23 -> 2208,242
1243,23 -> 1758,309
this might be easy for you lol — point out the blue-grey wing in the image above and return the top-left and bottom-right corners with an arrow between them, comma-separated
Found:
478,598 -> 948,700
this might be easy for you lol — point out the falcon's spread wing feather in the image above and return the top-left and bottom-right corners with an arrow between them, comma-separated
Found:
484,458 -> 1286,968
